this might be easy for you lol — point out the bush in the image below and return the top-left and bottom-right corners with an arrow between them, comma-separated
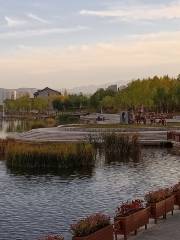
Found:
57,114 -> 79,124
71,213 -> 110,237
30,121 -> 46,129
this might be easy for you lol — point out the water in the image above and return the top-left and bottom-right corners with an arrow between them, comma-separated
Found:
0,119 -> 35,138
0,148 -> 180,240
0,119 -> 53,139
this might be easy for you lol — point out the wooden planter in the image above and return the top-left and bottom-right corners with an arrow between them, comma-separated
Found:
150,199 -> 166,224
114,208 -> 150,240
174,191 -> 180,208
72,225 -> 113,240
150,196 -> 174,224
165,195 -> 174,216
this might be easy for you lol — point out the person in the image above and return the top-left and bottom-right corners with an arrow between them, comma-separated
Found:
143,116 -> 147,125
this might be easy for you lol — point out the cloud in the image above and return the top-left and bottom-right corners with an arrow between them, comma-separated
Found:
0,26 -> 88,39
1,30 -> 180,88
5,16 -> 26,27
80,1 -> 180,21
27,13 -> 48,24
17,44 -> 33,50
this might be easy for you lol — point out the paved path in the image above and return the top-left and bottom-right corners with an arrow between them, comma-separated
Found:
129,211 -> 180,240
11,126 -> 169,144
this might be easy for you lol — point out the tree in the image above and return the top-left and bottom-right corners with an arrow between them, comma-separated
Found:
90,88 -> 116,109
52,98 -> 64,112
101,96 -> 117,113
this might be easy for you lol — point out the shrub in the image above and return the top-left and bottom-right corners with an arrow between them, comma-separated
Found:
115,199 -> 144,218
30,121 -> 46,129
71,213 -> 110,237
46,118 -> 56,126
57,114 -> 79,124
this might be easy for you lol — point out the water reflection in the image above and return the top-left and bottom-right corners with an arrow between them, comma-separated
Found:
0,119 -> 30,135
96,147 -> 141,168
7,167 -> 94,179
0,119 -> 54,138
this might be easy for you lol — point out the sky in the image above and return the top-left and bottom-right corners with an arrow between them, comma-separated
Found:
1,0 -> 180,89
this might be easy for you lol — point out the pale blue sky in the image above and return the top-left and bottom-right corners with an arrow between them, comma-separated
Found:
0,0 -> 180,89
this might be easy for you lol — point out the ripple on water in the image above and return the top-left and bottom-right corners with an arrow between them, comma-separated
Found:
0,148 -> 180,239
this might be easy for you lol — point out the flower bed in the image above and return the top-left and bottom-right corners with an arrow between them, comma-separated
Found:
71,213 -> 113,240
114,200 -> 149,240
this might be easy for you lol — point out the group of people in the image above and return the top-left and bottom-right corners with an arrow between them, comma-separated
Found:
134,113 -> 167,126
149,115 -> 167,126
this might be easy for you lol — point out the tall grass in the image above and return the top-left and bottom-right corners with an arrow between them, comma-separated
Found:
0,139 -> 8,157
5,140 -> 95,170
102,133 -> 140,161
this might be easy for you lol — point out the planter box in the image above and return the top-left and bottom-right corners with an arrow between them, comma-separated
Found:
167,132 -> 174,140
72,225 -> 113,240
165,195 -> 174,215
114,208 -> 150,240
150,196 -> 174,223
174,191 -> 180,208
150,199 -> 166,224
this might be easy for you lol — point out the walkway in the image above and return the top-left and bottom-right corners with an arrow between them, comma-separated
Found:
130,211 -> 180,240
11,126 -> 169,145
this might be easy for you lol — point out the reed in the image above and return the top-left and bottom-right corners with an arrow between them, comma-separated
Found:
102,133 -> 140,160
0,139 -> 8,156
5,140 -> 95,170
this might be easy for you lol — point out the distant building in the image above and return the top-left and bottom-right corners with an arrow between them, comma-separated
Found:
11,90 -> 17,100
34,87 -> 61,98
107,84 -> 118,92
16,88 -> 37,99
0,88 -> 37,104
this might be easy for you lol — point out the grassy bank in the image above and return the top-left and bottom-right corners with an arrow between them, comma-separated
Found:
5,140 -> 95,170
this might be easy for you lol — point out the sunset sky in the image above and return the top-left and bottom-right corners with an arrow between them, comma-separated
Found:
1,0 -> 180,89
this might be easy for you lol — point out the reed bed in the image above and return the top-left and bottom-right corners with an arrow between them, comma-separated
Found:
5,140 -> 95,170
102,133 -> 140,160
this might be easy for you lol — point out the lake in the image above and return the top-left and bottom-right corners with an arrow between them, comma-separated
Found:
0,147 -> 180,239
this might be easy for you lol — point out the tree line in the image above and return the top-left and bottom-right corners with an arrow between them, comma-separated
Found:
4,75 -> 180,114
89,75 -> 180,113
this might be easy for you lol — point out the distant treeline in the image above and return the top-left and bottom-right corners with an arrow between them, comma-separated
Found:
4,75 -> 180,114
89,75 -> 180,113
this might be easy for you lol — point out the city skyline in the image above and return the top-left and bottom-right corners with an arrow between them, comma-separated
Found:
1,0 -> 180,88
